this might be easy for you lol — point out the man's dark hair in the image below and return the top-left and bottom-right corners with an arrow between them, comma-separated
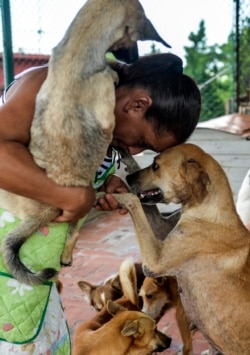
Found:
111,53 -> 201,143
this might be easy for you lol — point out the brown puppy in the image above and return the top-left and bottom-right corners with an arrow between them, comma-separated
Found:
77,259 -> 144,311
78,274 -> 123,311
0,0 -> 170,286
73,300 -> 171,355
140,276 -> 193,355
113,143 -> 250,354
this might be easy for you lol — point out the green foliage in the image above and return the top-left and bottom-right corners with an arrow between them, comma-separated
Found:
238,18 -> 250,95
184,20 -> 234,121
184,15 -> 250,121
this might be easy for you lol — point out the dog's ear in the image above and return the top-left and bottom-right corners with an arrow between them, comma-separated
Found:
155,277 -> 167,287
121,319 -> 142,337
77,280 -> 96,305
107,300 -> 127,316
122,317 -> 155,337
185,159 -> 210,204
110,275 -> 122,292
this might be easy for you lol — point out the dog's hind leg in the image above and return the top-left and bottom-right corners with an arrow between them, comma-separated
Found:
60,222 -> 79,266
175,300 -> 193,355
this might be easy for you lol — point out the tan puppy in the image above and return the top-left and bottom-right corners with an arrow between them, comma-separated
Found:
73,300 -> 171,355
113,143 -> 250,354
0,0 -> 170,285
140,276 -> 193,355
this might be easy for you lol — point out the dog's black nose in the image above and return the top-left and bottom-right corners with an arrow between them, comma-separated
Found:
156,332 -> 172,351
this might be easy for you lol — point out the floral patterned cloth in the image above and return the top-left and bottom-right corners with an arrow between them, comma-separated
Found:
0,283 -> 71,354
0,145 -> 117,354
0,209 -> 71,354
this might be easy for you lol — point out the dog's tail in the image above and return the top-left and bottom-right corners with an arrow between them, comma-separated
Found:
119,257 -> 139,306
1,217 -> 58,286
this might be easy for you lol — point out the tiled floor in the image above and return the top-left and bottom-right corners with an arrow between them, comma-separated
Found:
59,209 -> 210,355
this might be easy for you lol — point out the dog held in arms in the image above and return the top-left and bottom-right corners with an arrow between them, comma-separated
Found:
112,143 -> 250,354
0,0 -> 170,286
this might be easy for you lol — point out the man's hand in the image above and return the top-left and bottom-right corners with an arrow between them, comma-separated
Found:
54,185 -> 96,223
94,175 -> 129,214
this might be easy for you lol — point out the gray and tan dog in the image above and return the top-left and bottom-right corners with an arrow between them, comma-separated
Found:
113,143 -> 250,354
0,0 -> 170,285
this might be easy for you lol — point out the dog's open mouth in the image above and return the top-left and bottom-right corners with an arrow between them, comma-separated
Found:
138,188 -> 163,204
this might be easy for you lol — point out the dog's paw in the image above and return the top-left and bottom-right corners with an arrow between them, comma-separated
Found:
60,247 -> 73,267
60,260 -> 72,267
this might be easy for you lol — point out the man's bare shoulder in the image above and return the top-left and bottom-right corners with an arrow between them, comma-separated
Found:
0,65 -> 49,144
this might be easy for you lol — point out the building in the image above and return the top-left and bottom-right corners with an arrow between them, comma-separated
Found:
0,53 -> 50,92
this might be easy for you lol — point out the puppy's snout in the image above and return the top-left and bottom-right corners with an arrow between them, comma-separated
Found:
156,331 -> 172,351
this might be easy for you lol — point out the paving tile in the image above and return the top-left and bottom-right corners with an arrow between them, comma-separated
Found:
59,210 -> 210,354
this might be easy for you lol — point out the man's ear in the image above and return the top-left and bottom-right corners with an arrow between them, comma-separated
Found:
124,95 -> 152,113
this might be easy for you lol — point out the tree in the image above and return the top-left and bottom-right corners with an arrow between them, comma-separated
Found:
184,20 -> 233,121
238,17 -> 250,97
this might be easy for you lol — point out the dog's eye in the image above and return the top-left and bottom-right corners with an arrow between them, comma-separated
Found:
146,294 -> 153,299
152,162 -> 159,171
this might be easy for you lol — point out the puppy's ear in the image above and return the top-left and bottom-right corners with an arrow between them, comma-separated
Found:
77,281 -> 96,305
121,319 -> 141,337
155,277 -> 167,287
185,159 -> 210,203
111,275 -> 122,292
107,300 -> 127,316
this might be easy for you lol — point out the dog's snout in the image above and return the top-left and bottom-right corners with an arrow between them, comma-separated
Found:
126,171 -> 139,188
156,331 -> 172,351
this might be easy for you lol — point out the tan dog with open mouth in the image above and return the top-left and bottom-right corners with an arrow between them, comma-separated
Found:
112,143 -> 250,354
0,0 -> 170,286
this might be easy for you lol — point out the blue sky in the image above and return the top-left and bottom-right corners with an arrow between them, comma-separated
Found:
4,0 -> 234,63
